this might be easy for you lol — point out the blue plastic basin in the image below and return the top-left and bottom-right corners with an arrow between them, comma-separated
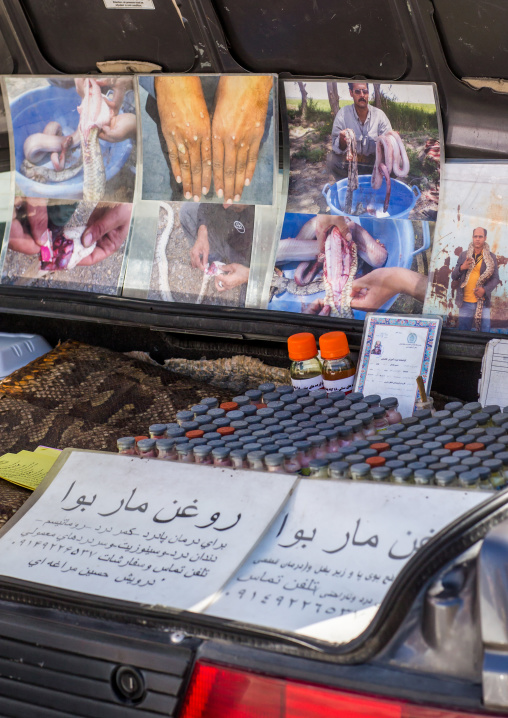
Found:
269,213 -> 430,319
323,175 -> 421,220
11,84 -> 132,200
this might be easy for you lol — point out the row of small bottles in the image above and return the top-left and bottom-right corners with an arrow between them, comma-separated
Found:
116,387 -> 404,467
288,332 -> 356,395
116,391 -> 508,491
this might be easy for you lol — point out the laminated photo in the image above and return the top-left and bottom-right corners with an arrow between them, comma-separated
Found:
0,198 -> 133,295
284,80 -> 441,221
139,74 -> 276,205
424,162 -> 508,333
4,76 -> 137,203
268,212 -> 433,319
147,201 -> 255,307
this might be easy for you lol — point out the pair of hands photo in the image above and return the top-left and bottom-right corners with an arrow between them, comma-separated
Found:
155,75 -> 272,204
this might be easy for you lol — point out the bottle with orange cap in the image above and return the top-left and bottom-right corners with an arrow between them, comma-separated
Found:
319,331 -> 356,395
287,333 -> 324,392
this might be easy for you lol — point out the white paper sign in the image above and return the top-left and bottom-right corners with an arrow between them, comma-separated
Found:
0,450 -> 295,612
104,0 -> 155,8
479,339 -> 508,407
354,314 -> 441,418
205,480 -> 488,643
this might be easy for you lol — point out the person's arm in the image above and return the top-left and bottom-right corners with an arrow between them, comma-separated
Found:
78,204 -> 132,266
215,263 -> 249,292
331,109 -> 347,154
155,76 -> 212,201
451,253 -> 467,282
211,76 -> 273,203
190,224 -> 209,272
350,267 -> 427,310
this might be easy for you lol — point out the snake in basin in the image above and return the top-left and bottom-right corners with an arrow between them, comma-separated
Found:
19,78 -> 111,278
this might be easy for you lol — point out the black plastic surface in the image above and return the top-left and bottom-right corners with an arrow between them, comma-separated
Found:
433,0 -> 508,80
211,0 -> 408,79
0,605 -> 192,717
17,0 -> 195,73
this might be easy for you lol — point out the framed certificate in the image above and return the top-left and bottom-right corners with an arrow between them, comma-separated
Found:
354,313 -> 442,418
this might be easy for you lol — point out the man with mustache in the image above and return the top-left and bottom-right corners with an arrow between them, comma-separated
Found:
327,82 -> 392,179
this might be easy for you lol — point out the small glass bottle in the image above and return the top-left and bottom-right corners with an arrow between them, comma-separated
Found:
263,453 -> 286,474
434,470 -> 456,488
327,461 -> 349,480
229,448 -> 248,470
308,434 -> 328,460
193,445 -> 213,465
156,438 -> 177,460
212,447 -> 233,468
137,438 -> 157,458
356,412 -> 376,439
191,404 -> 210,417
321,428 -> 340,453
345,419 -> 364,442
484,459 -> 504,489
287,333 -> 323,392
175,410 -> 194,426
414,468 -> 433,485
294,439 -> 312,468
380,397 -> 402,425
392,467 -> 413,485
350,462 -> 371,481
176,443 -> 194,463
277,446 -> 299,473
247,450 -> 266,471
201,397 -> 219,409
371,406 -> 389,431
308,458 -> 330,479
458,471 -> 480,489
117,437 -> 137,456
365,465 -> 388,483
149,424 -> 167,439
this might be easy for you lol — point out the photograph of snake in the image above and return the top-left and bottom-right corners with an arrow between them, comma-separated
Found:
284,80 -> 441,222
139,75 -> 276,206
5,75 -> 137,203
423,163 -> 508,334
0,198 -> 133,294
268,213 -> 434,319
147,201 -> 255,307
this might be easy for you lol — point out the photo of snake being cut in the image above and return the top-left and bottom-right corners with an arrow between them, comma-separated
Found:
0,76 -> 136,292
284,80 -> 441,222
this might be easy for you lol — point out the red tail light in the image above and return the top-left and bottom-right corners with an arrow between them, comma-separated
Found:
180,661 -> 491,718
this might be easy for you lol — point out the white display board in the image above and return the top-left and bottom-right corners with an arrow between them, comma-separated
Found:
0,450 -> 491,645
0,450 -> 295,612
205,479 -> 488,643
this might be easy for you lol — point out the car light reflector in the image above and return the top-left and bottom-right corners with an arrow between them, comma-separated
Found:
180,661 -> 489,718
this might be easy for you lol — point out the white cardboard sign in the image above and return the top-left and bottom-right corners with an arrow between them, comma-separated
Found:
0,450 -> 295,612
205,479 -> 488,642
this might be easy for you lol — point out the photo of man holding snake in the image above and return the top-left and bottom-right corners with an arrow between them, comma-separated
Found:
284,80 -> 441,222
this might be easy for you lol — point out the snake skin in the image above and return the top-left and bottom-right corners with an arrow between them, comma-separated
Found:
0,340 -> 243,525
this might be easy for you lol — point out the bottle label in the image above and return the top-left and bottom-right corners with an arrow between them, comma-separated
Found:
323,374 -> 356,394
291,375 -> 324,392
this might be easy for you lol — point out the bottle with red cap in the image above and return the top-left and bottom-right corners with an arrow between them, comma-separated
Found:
287,333 -> 323,392
319,331 -> 356,395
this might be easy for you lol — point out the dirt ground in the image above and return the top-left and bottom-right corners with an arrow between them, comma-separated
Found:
148,205 -> 245,308
287,124 -> 440,221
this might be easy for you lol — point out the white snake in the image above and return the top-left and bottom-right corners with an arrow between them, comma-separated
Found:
155,202 -> 175,303
372,130 -> 410,212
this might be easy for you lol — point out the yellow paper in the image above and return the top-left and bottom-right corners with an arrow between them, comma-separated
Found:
0,450 -> 58,490
34,446 -> 62,458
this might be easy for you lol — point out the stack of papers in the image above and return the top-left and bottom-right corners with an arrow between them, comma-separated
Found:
0,446 -> 61,490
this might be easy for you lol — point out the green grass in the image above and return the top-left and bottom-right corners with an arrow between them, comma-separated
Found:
292,138 -> 326,163
287,97 -> 438,132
